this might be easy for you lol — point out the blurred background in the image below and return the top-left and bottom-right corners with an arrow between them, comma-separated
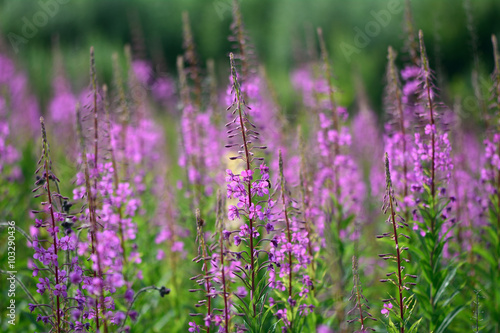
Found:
0,2 -> 499,331
0,0 -> 499,123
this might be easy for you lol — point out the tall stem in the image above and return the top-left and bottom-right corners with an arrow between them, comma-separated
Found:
104,85 -> 127,263
389,187 -> 405,333
196,210 -> 211,333
40,118 -> 61,333
230,53 -> 256,316
279,152 -> 293,300
317,28 -> 340,194
217,192 -> 230,332
419,31 -> 437,325
388,47 -> 409,210
279,151 -> 294,331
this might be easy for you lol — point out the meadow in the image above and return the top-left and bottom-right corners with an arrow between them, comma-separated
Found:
1,0 -> 500,332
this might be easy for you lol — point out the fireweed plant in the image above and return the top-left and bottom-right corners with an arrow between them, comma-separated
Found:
31,117 -> 79,332
310,28 -> 365,330
477,34 -> 500,332
221,52 -> 274,332
346,255 -> 376,332
266,151 -> 314,332
378,153 -> 419,333
408,31 -> 464,333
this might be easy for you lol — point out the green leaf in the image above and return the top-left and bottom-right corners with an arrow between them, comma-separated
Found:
433,264 -> 460,305
407,318 -> 422,333
387,318 -> 399,333
435,305 -> 465,333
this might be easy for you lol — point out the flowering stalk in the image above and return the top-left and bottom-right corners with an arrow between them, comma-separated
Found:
76,105 -> 107,333
38,117 -> 62,333
267,151 -> 314,332
279,152 -> 294,303
311,28 -> 365,332
230,0 -> 252,86
216,191 -> 231,332
386,46 -> 409,208
90,47 -> 99,194
347,256 -> 376,332
478,34 -> 500,332
229,51 -> 257,315
182,11 -> 202,108
403,0 -> 419,66
317,28 -> 340,161
103,85 -> 126,262
190,209 -> 213,332
177,55 -> 201,205
378,153 -> 417,333
491,35 -> 500,234
411,31 -> 462,332
298,128 -> 315,272
418,32 -> 437,200
224,51 -> 275,332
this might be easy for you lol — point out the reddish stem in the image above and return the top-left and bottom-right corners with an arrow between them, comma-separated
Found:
388,188 -> 405,333
232,53 -> 256,316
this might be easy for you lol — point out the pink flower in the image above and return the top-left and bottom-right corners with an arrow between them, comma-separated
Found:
381,302 -> 393,316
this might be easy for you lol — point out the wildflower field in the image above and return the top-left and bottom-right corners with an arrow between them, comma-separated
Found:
1,0 -> 500,332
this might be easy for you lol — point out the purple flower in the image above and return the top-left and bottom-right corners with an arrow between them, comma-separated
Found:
248,203 -> 262,220
228,205 -> 240,220
241,169 -> 253,181
36,277 -> 50,295
53,283 -> 67,297
233,235 -> 242,246
188,321 -> 201,333
381,302 -> 393,316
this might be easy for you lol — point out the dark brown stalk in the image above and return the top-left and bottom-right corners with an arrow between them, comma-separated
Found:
39,118 -> 61,333
387,47 -> 409,206
230,52 -> 256,316
419,32 -> 436,201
